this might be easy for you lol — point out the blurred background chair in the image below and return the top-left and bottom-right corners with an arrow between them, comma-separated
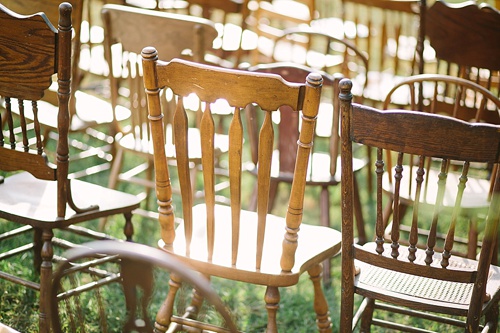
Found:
335,0 -> 424,106
340,78 -> 500,333
142,54 -> 341,332
0,4 -> 140,332
245,62 -> 367,284
100,4 -> 229,226
382,74 -> 500,262
424,0 -> 500,99
50,240 -> 238,333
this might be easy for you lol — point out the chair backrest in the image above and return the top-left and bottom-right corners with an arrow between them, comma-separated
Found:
101,4 -> 218,139
269,27 -> 369,100
246,62 -> 342,179
425,0 -> 500,98
50,240 -> 238,332
1,0 -> 85,114
141,53 -> 322,271
340,77 -> 500,330
340,0 -> 422,102
0,2 -> 74,217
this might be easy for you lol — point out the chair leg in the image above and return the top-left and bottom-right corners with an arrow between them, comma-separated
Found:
484,301 -> 499,332
123,211 -> 134,241
319,186 -> 332,285
359,298 -> 375,333
308,263 -> 333,333
33,227 -> 43,272
155,273 -> 182,333
265,286 -> 280,333
39,229 -> 54,333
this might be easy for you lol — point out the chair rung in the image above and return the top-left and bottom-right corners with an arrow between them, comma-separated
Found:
0,270 -> 40,291
0,225 -> 32,241
371,318 -> 436,333
171,315 -> 240,333
56,272 -> 121,301
0,243 -> 33,260
64,225 -> 118,241
375,302 -> 467,328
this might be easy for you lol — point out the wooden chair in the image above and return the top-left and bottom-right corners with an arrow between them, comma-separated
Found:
382,74 -> 500,261
245,62 -> 367,284
142,54 -> 341,332
248,0 -> 317,65
0,0 -> 129,179
425,0 -> 500,99
338,0 -> 424,105
0,4 -> 140,332
339,78 -> 500,333
50,240 -> 238,333
101,4 -> 230,223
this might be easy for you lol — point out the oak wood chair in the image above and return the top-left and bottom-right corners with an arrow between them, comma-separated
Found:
142,54 -> 342,332
0,3 -> 140,332
425,0 -> 500,99
339,78 -> 500,333
101,4 -> 229,224
381,74 -> 500,262
51,240 -> 238,333
245,62 -> 367,284
0,0 -> 130,179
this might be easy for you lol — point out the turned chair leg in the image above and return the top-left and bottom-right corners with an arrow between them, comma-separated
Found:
155,273 -> 182,333
39,229 -> 54,333
265,286 -> 280,333
308,264 -> 333,333
360,298 -> 375,332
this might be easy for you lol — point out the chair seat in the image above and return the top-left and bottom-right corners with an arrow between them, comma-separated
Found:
383,167 -> 492,211
355,242 -> 500,316
118,125 -> 229,160
0,172 -> 140,228
159,203 -> 342,286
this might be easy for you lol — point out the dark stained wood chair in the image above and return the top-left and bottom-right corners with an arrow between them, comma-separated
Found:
0,3 -> 140,332
101,4 -> 229,225
245,62 -> 367,284
339,78 -> 500,333
425,0 -> 500,99
0,0 -> 129,179
381,74 -> 500,262
50,240 -> 238,333
142,54 -> 342,332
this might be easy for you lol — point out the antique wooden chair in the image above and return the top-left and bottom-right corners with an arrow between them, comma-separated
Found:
381,74 -> 500,262
51,240 -> 238,333
0,3 -> 140,332
0,0 -> 129,179
101,4 -> 229,225
142,54 -> 341,332
340,78 -> 500,333
425,0 -> 500,99
245,62 -> 367,283
339,0 -> 424,106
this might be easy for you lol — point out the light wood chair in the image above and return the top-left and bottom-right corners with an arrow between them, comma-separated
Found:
339,78 -> 500,333
142,54 -> 341,332
0,0 -> 131,179
382,74 -> 500,262
425,0 -> 500,99
245,62 -> 367,284
50,240 -> 238,333
101,4 -> 229,224
0,4 -> 140,332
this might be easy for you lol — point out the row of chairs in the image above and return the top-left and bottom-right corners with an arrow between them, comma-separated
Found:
0,1 -> 499,333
